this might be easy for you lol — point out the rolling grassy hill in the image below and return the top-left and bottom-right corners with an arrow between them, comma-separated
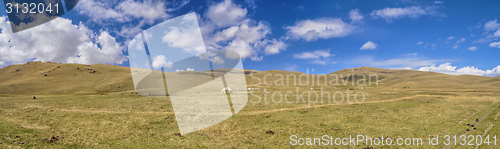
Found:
1,62 -> 499,95
0,61 -> 134,95
1,62 -> 500,148
247,66 -> 500,92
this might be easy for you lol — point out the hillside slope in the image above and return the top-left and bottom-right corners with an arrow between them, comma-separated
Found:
1,62 -> 499,95
331,66 -> 500,91
246,66 -> 500,91
0,61 -> 134,95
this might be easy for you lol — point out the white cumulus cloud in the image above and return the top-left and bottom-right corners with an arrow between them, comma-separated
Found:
205,0 -> 248,28
162,13 -> 206,54
151,55 -> 173,68
467,46 -> 478,51
490,41 -> 500,48
349,9 -> 364,22
494,29 -> 500,37
370,6 -> 443,22
264,39 -> 287,55
285,18 -> 355,41
485,66 -> 500,77
199,0 -> 286,61
360,41 -> 377,50
76,0 -> 190,38
293,50 -> 333,65
176,67 -> 195,72
0,16 -> 125,67
484,19 -> 500,31
293,50 -> 332,59
418,63 -> 500,76
77,0 -> 170,24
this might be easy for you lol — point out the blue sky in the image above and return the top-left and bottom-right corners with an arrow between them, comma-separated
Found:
0,0 -> 499,76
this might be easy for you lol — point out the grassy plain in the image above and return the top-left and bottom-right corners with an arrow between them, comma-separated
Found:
0,62 -> 499,148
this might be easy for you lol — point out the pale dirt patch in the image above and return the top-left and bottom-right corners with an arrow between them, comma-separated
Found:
240,95 -> 440,116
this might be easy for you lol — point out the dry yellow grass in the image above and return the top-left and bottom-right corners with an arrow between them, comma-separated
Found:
0,62 -> 135,95
0,62 -> 499,148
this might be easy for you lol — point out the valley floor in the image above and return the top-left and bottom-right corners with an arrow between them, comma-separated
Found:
0,88 -> 499,148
